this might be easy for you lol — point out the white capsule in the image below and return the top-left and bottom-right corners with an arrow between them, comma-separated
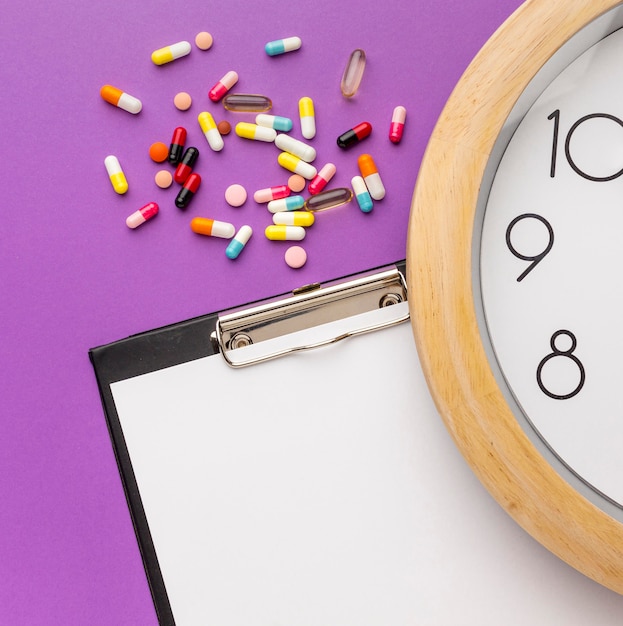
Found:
277,152 -> 317,180
274,134 -> 316,162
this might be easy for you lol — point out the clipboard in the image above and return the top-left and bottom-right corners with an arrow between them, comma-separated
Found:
89,260 -> 623,626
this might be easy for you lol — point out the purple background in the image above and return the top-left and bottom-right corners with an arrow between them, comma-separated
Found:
2,1 -> 523,623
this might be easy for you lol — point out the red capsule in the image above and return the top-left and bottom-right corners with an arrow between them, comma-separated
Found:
389,106 -> 406,144
175,173 -> 201,209
168,127 -> 187,165
208,71 -> 238,102
174,147 -> 199,184
336,121 -> 372,149
126,202 -> 159,229
308,163 -> 336,195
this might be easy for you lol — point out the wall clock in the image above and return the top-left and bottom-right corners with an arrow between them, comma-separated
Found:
408,0 -> 623,593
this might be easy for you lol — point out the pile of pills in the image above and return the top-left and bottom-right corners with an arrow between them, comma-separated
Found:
100,33 -> 406,269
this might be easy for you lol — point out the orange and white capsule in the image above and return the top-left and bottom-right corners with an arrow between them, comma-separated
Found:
208,71 -> 238,102
298,97 -> 316,139
104,155 -> 128,194
151,41 -> 191,65
389,106 -> 406,144
100,85 -> 142,114
198,112 -> 224,151
357,153 -> 385,200
190,217 -> 236,238
277,152 -> 317,180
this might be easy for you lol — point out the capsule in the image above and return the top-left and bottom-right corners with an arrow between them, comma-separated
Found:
337,122 -> 372,149
298,97 -> 316,139
126,202 -> 159,229
265,36 -> 302,56
175,172 -> 201,209
274,134 -> 316,162
104,155 -> 128,195
198,112 -> 224,152
267,195 -> 305,213
357,154 -> 385,200
168,127 -> 187,165
272,211 -> 315,227
223,94 -> 272,112
174,147 -> 199,184
235,122 -> 277,142
100,84 -> 142,114
277,152 -> 317,180
265,225 -> 306,241
256,114 -> 293,132
191,217 -> 236,238
351,175 -> 373,213
151,41 -> 191,65
208,71 -> 239,102
305,187 -> 353,212
226,225 -> 253,259
308,163 -> 336,195
253,185 -> 291,203
341,49 -> 366,98
389,106 -> 406,144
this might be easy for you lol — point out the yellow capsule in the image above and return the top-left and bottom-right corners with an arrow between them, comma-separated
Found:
235,122 -> 276,142
277,152 -> 317,179
151,41 -> 191,65
298,96 -> 316,139
198,112 -> 224,152
104,155 -> 128,195
265,225 -> 306,241
272,211 -> 315,227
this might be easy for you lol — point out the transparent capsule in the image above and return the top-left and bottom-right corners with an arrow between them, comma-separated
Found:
222,93 -> 273,112
304,187 -> 353,212
340,49 -> 366,98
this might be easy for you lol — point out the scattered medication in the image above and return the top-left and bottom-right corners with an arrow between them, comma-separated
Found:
223,94 -> 272,112
308,163 -> 336,195
100,84 -> 142,114
265,36 -> 302,56
274,134 -> 316,162
277,152 -> 317,179
217,120 -> 232,135
209,70 -> 239,102
267,195 -> 305,213
351,175 -> 373,213
226,225 -> 253,259
175,172 -> 201,209
191,217 -> 236,238
337,121 -> 372,149
358,154 -> 385,200
168,127 -> 187,165
340,49 -> 366,98
149,142 -> 169,163
155,170 -> 173,189
265,225 -> 306,241
151,41 -> 191,65
285,245 -> 307,268
389,105 -> 406,143
104,155 -> 128,195
272,211 -> 315,227
173,92 -> 192,111
198,112 -> 224,151
225,184 -> 247,207
126,202 -> 159,229
253,185 -> 291,203
305,187 -> 353,212
298,97 -> 316,139
195,31 -> 214,50
288,174 -> 306,192
174,147 -> 199,184
235,122 -> 277,142
256,114 -> 293,132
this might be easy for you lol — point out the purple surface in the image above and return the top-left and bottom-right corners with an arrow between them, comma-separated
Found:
1,1 -> 523,623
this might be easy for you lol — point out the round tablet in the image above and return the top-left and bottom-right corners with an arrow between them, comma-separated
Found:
285,246 -> 307,269
287,174 -> 306,193
149,142 -> 169,163
217,120 -> 231,135
173,92 -> 192,111
225,184 -> 247,207
195,31 -> 213,50
154,170 -> 173,189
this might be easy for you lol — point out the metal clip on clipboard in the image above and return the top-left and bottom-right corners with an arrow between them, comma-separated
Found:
214,264 -> 409,368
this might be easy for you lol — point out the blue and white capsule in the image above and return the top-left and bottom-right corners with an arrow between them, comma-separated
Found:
256,114 -> 293,132
265,36 -> 302,56
267,195 -> 305,213
352,175 -> 373,213
226,225 -> 253,259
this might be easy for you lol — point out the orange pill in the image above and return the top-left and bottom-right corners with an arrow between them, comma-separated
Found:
173,92 -> 192,111
217,120 -> 231,135
149,142 -> 169,163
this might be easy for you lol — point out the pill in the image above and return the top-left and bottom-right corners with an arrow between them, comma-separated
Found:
287,174 -> 306,193
104,155 -> 128,195
274,134 -> 316,162
151,41 -> 191,65
174,147 -> 199,184
256,114 -> 293,132
226,225 -> 253,259
272,211 -> 315,227
298,97 -> 316,139
198,112 -> 224,151
173,92 -> 192,111
209,71 -> 238,102
168,127 -> 187,165
265,225 -> 306,241
175,172 -> 201,209
235,122 -> 276,142
149,142 -> 169,163
217,120 -> 232,135
285,245 -> 307,268
304,187 -> 353,212
100,84 -> 142,114
155,170 -> 173,189
267,195 -> 305,213
223,94 -> 272,112
126,202 -> 159,229
225,184 -> 247,207
340,49 -> 366,98
195,31 -> 213,50
308,163 -> 336,195
337,122 -> 372,149
389,105 -> 406,144
191,217 -> 236,238
277,152 -> 317,179
265,36 -> 302,56
357,154 -> 385,200
253,185 -> 291,203
351,175 -> 373,213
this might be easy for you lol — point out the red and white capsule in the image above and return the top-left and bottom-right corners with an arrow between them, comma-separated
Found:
389,106 -> 406,144
126,202 -> 159,229
308,163 -> 336,195
253,185 -> 291,203
208,71 -> 238,102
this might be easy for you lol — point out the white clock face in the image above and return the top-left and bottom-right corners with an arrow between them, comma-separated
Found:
480,25 -> 623,508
